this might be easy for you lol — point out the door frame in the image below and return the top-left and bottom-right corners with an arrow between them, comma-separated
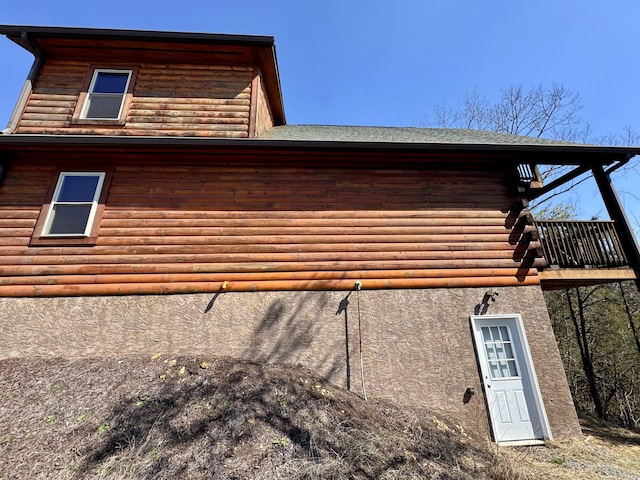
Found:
470,314 -> 553,445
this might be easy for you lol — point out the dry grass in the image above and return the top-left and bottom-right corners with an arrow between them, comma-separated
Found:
0,355 -> 639,479
506,418 -> 640,479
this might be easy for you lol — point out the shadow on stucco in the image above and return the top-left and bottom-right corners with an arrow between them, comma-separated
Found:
241,291 -> 345,388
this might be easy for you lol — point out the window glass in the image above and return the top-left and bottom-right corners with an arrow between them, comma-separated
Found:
482,328 -> 491,342
57,175 -> 101,202
85,97 -> 123,119
490,326 -> 500,341
499,326 -> 510,340
48,205 -> 93,235
92,72 -> 129,93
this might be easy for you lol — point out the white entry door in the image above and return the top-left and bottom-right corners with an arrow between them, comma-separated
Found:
470,315 -> 552,445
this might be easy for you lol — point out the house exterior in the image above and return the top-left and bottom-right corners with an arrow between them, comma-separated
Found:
1,25 -> 639,445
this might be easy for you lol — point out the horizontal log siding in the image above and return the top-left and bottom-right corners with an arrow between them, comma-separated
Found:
15,60 -> 253,137
16,59 -> 86,130
0,159 -> 538,296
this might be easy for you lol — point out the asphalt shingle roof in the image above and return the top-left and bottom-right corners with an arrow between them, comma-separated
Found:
258,125 -> 582,147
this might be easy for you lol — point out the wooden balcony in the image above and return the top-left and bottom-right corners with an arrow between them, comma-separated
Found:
535,220 -> 637,289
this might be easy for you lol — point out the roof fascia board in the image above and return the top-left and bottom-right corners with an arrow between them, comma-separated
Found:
257,46 -> 285,125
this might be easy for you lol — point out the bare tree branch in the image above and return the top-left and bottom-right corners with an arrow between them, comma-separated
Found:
530,174 -> 593,211
422,84 -> 639,209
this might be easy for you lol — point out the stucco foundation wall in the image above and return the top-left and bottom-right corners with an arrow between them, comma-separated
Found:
0,285 -> 581,440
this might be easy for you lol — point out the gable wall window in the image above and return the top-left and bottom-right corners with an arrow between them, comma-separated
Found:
72,66 -> 139,125
82,70 -> 131,119
30,170 -> 112,246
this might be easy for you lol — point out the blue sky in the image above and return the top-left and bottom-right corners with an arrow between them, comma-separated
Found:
1,1 -> 639,224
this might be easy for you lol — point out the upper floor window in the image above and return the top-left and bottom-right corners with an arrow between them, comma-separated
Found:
72,66 -> 138,125
81,70 -> 132,120
43,172 -> 106,236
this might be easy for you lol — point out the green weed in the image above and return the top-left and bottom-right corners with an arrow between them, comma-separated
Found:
50,383 -> 66,393
273,437 -> 291,447
548,456 -> 565,465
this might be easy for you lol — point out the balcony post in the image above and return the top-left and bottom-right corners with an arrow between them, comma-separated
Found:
592,164 -> 640,288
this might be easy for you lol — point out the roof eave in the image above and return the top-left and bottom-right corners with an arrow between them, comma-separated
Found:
0,134 -> 637,164
0,25 -> 276,48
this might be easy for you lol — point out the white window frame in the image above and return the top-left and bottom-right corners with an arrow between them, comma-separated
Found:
80,69 -> 132,120
42,172 -> 106,237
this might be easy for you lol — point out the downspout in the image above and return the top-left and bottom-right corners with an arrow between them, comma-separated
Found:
1,32 -> 44,135
591,159 -> 640,290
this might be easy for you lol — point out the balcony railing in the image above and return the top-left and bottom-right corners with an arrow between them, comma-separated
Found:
535,220 -> 629,269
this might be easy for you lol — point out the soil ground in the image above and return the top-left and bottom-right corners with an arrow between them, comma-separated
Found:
1,355 -> 639,479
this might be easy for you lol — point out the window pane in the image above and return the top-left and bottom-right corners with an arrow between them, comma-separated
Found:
489,361 -> 500,379
93,72 -> 129,93
490,326 -> 500,341
504,342 -> 514,359
85,95 -> 123,119
57,176 -> 100,202
482,327 -> 492,342
499,326 -> 510,341
508,360 -> 518,377
499,360 -> 509,377
48,204 -> 92,235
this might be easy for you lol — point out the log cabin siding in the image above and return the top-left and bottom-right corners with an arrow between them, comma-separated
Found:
15,59 -> 254,137
0,156 -> 538,296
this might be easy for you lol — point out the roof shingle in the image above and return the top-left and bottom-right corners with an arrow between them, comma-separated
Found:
259,125 -> 584,147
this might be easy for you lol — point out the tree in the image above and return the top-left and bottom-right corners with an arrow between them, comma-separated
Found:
565,286 -> 605,418
421,83 -> 639,209
426,83 -> 586,140
546,283 -> 640,427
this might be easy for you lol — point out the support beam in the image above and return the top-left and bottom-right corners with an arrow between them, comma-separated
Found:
528,165 -> 591,200
591,164 -> 640,290
539,268 -> 637,290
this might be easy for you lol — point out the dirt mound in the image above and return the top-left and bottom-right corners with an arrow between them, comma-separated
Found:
1,355 -> 639,479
